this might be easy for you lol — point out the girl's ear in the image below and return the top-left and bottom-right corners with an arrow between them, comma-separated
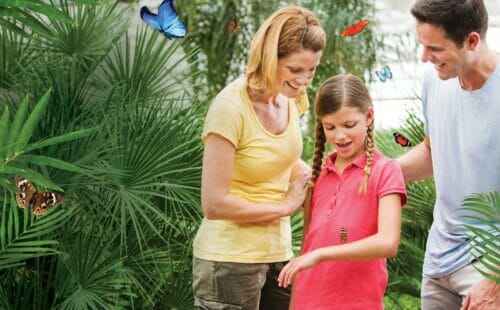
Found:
366,107 -> 374,126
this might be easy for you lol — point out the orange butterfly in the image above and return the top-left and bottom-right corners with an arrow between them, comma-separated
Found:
226,16 -> 243,35
393,133 -> 412,147
340,19 -> 368,37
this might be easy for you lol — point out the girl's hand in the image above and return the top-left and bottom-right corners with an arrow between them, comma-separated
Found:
277,250 -> 320,288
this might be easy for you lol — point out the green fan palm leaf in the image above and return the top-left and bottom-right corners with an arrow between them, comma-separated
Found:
0,0 -> 103,39
55,226 -> 132,309
0,197 -> 73,271
460,191 -> 500,283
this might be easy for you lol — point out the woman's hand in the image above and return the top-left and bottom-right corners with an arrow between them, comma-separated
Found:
277,250 -> 321,288
281,171 -> 311,216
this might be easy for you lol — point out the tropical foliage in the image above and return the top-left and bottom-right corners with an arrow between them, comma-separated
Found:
459,191 -> 500,284
0,0 -> 102,38
1,0 -> 203,308
0,0 -> 472,309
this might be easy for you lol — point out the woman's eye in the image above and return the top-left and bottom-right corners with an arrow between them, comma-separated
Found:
345,123 -> 356,128
289,68 -> 301,74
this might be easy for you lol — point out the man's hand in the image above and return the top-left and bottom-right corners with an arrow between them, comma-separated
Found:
461,278 -> 499,309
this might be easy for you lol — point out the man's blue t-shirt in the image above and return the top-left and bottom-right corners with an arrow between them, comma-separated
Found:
421,62 -> 500,278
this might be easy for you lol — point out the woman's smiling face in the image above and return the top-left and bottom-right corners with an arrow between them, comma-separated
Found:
276,48 -> 322,98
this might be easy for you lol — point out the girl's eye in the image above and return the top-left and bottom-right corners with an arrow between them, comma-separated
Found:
345,123 -> 356,128
324,126 -> 334,131
289,68 -> 301,74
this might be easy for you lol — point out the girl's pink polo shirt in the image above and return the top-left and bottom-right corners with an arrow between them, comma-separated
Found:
293,150 -> 407,310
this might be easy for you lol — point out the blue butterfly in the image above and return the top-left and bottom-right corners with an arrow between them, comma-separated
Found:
140,0 -> 186,39
375,65 -> 393,82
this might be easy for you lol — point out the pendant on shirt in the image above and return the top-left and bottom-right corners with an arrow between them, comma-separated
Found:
340,227 -> 348,243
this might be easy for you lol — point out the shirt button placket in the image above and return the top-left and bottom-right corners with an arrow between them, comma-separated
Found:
329,175 -> 340,215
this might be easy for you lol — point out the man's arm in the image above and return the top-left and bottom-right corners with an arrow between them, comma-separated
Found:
395,136 -> 433,182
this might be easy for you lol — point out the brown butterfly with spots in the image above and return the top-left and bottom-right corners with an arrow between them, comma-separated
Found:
15,176 -> 63,215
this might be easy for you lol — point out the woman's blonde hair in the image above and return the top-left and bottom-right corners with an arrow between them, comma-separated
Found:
245,6 -> 326,96
311,74 -> 375,194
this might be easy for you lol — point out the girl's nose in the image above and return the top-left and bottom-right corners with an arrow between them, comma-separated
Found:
335,130 -> 347,140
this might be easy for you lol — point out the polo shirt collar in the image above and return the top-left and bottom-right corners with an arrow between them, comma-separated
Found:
324,149 -> 382,174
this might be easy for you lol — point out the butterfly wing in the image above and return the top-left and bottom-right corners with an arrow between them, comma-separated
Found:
340,23 -> 353,37
140,6 -> 162,32
158,0 -> 186,39
15,175 -> 37,209
393,133 -> 412,147
376,70 -> 387,82
226,16 -> 242,35
384,65 -> 393,79
354,20 -> 369,34
341,19 -> 368,37
163,17 -> 186,39
31,192 -> 63,215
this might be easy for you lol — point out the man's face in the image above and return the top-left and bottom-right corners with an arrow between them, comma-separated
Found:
416,21 -> 471,80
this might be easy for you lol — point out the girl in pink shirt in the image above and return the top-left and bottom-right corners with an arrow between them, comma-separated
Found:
278,74 -> 407,309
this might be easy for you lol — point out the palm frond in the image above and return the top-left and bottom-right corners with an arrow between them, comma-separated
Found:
0,91 -> 95,192
459,191 -> 500,283
98,93 -> 203,251
55,224 -> 132,309
96,25 -> 198,104
0,195 -> 73,271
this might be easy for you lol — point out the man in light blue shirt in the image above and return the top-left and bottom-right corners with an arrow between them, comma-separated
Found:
397,0 -> 500,309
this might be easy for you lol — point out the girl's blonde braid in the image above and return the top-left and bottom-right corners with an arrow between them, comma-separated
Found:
358,122 -> 375,194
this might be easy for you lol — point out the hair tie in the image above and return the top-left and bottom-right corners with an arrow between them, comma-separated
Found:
364,166 -> 371,176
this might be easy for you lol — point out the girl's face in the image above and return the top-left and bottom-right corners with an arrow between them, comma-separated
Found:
276,48 -> 322,98
321,105 -> 374,164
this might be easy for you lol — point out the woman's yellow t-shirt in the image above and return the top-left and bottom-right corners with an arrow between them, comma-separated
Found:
193,77 -> 308,263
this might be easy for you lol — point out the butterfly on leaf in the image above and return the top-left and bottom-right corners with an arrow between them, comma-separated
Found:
15,176 -> 63,215
226,16 -> 244,36
140,0 -> 186,40
340,19 -> 368,37
375,65 -> 393,82
393,132 -> 412,147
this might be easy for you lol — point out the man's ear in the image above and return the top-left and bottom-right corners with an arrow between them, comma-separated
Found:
466,32 -> 480,51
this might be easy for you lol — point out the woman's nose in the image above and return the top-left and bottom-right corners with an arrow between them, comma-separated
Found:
295,77 -> 309,86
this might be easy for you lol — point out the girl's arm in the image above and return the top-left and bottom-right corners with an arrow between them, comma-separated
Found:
278,193 -> 402,287
201,133 -> 310,223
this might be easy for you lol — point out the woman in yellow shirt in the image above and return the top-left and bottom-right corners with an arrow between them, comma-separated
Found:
192,6 -> 325,310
